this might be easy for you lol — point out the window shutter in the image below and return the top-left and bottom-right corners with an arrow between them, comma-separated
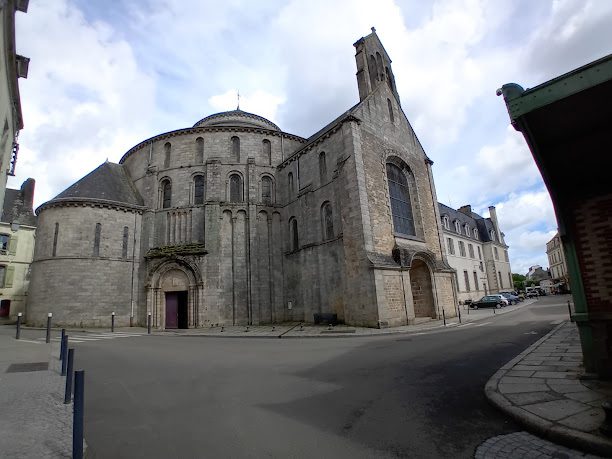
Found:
8,235 -> 18,255
5,266 -> 14,288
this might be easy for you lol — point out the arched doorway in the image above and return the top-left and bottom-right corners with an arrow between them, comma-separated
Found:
146,259 -> 202,330
410,259 -> 436,318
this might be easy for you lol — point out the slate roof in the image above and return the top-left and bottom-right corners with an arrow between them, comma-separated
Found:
50,162 -> 143,207
438,203 -> 497,243
193,109 -> 281,131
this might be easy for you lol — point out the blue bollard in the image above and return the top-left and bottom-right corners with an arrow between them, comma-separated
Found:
61,335 -> 68,376
73,370 -> 85,459
64,349 -> 74,404
59,329 -> 66,360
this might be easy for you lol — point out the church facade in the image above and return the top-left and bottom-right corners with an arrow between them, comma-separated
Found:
27,30 -> 457,329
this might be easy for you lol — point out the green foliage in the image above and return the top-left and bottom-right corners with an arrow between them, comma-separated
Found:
512,273 -> 526,291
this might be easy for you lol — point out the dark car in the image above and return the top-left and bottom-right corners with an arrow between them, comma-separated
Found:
500,291 -> 520,304
470,295 -> 504,309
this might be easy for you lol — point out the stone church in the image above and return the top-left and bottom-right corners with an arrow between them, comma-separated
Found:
27,30 -> 457,329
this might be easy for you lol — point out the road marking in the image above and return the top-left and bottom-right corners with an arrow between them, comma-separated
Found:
524,331 -> 538,335
458,322 -> 475,327
16,339 -> 43,344
475,322 -> 492,327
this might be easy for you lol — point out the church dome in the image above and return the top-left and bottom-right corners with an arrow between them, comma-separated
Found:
193,109 -> 280,131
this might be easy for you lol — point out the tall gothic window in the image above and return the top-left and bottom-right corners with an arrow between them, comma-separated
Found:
194,175 -> 205,204
368,55 -> 378,88
231,136 -> 240,162
319,152 -> 327,182
195,137 -> 204,163
262,139 -> 271,165
290,218 -> 299,251
164,142 -> 171,168
261,176 -> 273,204
386,162 -> 415,236
229,174 -> 243,202
321,202 -> 334,240
161,179 -> 172,208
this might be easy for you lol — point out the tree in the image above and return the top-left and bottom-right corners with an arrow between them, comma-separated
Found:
512,273 -> 526,291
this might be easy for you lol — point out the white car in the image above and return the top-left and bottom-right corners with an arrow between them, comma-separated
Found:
489,294 -> 509,306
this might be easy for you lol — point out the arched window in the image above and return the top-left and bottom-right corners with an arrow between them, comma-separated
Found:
321,202 -> 334,240
229,174 -> 243,202
161,179 -> 172,208
93,223 -> 101,257
261,176 -> 273,205
290,218 -> 299,251
262,139 -> 271,165
319,152 -> 327,182
194,175 -> 205,205
122,226 -> 129,259
52,222 -> 59,257
490,230 -> 496,241
231,136 -> 240,162
387,98 -> 394,123
375,52 -> 384,80
368,55 -> 378,88
454,220 -> 461,234
474,228 -> 478,239
386,162 -> 415,236
288,172 -> 294,197
164,142 -> 171,168
442,215 -> 449,230
464,224 -> 470,236
195,137 -> 204,164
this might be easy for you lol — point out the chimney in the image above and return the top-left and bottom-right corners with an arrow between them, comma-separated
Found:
458,205 -> 472,216
21,178 -> 35,211
489,206 -> 505,244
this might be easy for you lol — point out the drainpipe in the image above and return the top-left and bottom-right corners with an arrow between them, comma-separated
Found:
245,159 -> 253,325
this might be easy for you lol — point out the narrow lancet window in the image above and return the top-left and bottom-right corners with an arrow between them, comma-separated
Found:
229,174 -> 243,202
194,175 -> 205,204
93,223 -> 102,257
164,142 -> 171,168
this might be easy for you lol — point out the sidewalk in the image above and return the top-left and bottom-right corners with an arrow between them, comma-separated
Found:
485,321 -> 612,457
0,331 -> 74,458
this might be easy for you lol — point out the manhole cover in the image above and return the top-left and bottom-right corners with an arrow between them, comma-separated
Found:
6,362 -> 49,373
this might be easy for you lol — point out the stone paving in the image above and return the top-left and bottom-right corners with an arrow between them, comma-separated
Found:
485,322 -> 612,457
0,332 -> 75,458
475,431 -> 602,458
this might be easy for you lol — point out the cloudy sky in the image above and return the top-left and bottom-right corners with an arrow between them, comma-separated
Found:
11,0 -> 612,274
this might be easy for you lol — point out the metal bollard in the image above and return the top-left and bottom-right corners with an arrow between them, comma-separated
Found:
73,370 -> 85,459
59,328 -> 66,359
245,326 -> 249,332
272,325 -> 276,332
46,313 -> 52,343
16,312 -> 22,339
567,300 -> 573,322
299,323 -> 304,331
111,312 -> 115,332
64,348 -> 74,404
601,400 -> 612,437
442,308 -> 446,326
221,325 -> 225,332
61,335 -> 69,375
147,313 -> 152,334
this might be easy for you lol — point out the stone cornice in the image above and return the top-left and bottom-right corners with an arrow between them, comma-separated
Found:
36,198 -> 146,215
119,126 -> 307,165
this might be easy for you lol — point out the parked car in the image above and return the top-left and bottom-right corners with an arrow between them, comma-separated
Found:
526,290 -> 539,298
500,291 -> 520,304
470,295 -> 505,309
489,294 -> 509,306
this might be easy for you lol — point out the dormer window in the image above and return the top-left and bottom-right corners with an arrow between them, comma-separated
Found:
454,220 -> 461,233
474,229 -> 478,239
464,224 -> 470,236
490,230 -> 496,241
442,215 -> 450,230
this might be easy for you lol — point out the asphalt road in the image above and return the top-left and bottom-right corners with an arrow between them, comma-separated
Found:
70,297 -> 569,458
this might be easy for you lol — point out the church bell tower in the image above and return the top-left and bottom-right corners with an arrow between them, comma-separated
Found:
353,27 -> 401,104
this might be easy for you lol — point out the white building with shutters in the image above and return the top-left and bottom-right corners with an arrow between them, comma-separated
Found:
0,178 -> 36,321
438,203 -> 513,303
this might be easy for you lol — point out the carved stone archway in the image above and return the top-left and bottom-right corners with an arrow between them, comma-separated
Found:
409,258 -> 436,319
146,257 -> 203,329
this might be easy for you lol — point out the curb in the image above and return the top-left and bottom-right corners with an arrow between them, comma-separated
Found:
484,321 -> 612,457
